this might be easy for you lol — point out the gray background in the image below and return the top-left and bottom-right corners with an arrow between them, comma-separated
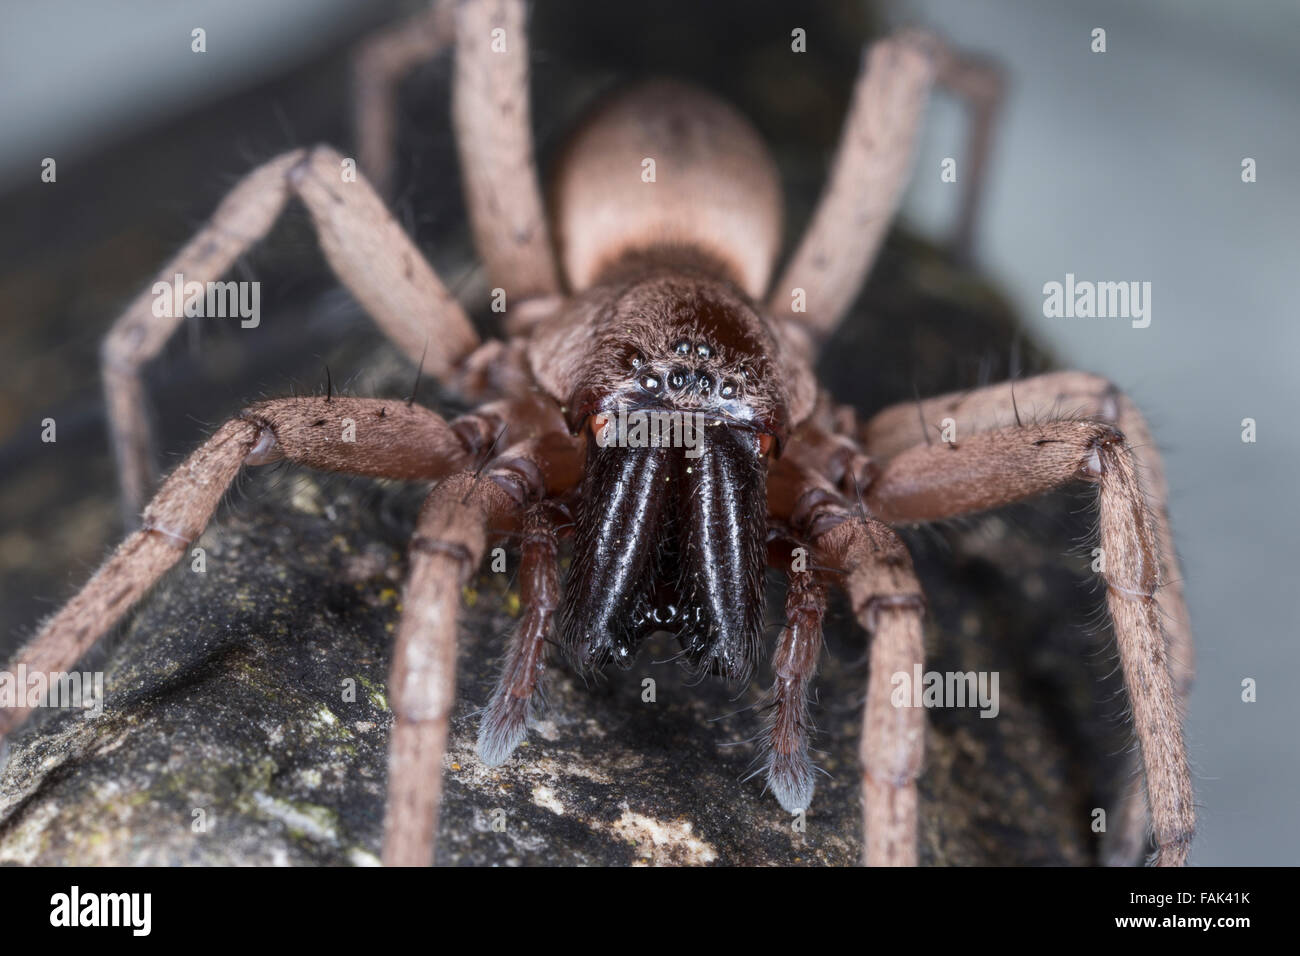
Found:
0,0 -> 1295,864
890,0 -> 1300,866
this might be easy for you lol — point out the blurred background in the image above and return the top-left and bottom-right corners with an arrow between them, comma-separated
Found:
0,0 -> 1296,864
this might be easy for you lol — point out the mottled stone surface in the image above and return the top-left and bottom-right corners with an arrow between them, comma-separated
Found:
0,233 -> 1135,866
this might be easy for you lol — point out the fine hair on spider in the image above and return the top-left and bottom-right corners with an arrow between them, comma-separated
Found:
2,0 -> 1193,868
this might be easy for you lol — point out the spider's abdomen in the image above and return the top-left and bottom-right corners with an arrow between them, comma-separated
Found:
550,79 -> 783,299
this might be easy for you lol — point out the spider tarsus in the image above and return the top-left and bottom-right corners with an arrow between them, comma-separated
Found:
476,693 -> 530,767
765,748 -> 816,814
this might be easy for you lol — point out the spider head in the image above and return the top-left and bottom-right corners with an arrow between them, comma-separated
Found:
555,271 -> 785,683
562,269 -> 791,453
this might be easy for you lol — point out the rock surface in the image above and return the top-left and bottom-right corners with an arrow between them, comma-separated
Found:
0,234 -> 1136,866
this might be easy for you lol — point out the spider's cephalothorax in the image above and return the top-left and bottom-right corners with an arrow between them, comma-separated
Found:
555,271 -> 784,683
6,0 -> 1194,868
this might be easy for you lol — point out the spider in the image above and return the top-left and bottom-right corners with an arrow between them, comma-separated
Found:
0,0 -> 1193,866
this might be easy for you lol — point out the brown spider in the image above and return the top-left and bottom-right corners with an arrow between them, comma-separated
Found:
0,0 -> 1193,866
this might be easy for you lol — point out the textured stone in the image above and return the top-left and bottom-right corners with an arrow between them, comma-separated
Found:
0,234 -> 1135,865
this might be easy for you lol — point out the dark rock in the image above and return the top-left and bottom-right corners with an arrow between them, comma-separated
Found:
0,232 -> 1134,865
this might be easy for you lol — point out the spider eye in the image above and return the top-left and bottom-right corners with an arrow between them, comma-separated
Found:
672,340 -> 691,355
667,366 -> 691,390
629,350 -> 645,368
695,342 -> 713,359
696,372 -> 713,394
639,372 -> 662,392
719,379 -> 739,399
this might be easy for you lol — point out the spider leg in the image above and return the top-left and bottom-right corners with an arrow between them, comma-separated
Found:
863,372 -> 1192,693
784,425 -> 878,500
384,432 -> 582,865
102,145 -> 480,520
352,0 -> 456,200
761,547 -> 827,814
355,0 -> 560,303
768,31 -> 1003,337
864,419 -> 1195,866
767,30 -> 938,339
818,519 -> 927,867
452,0 -> 561,300
770,461 -> 927,866
384,472 -> 515,867
0,397 -> 478,753
863,370 -> 1193,864
476,502 -> 561,765
932,46 -> 1004,263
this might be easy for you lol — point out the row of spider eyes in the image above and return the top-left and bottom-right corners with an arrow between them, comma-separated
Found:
629,340 -> 744,399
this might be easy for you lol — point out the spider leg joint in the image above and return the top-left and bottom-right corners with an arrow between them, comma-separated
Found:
1080,424 -> 1128,478
243,426 -> 282,466
139,522 -> 197,550
860,593 -> 927,633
